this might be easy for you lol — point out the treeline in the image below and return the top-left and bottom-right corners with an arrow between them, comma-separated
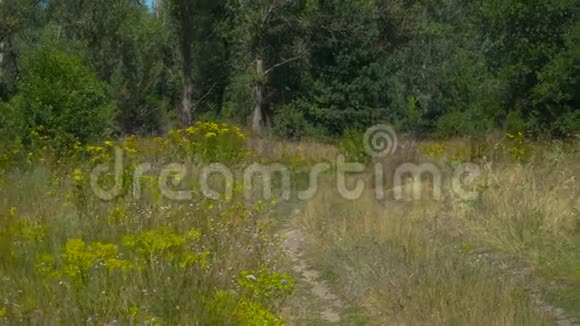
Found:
0,0 -> 578,148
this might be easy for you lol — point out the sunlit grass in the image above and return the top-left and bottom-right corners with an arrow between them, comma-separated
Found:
296,136 -> 579,324
0,123 -> 294,325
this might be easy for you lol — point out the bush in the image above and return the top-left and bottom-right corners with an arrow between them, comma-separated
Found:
505,109 -> 530,134
339,128 -> 369,163
167,121 -> 248,164
434,108 -> 492,138
273,105 -> 308,140
0,101 -> 25,166
5,46 -> 115,153
554,111 -> 580,138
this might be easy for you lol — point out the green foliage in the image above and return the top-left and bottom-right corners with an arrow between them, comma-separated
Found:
502,132 -> 531,162
273,105 -> 309,140
434,109 -> 492,138
238,267 -> 294,306
339,128 -> 369,163
505,109 -> 531,134
111,8 -> 170,134
1,0 -> 578,157
480,0 -> 579,136
205,290 -> 285,325
554,111 -> 580,137
4,46 -> 115,152
292,1 -> 389,136
60,239 -> 134,284
0,141 -> 294,323
168,121 -> 248,164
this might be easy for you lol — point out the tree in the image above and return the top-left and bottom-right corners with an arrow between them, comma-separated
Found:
224,0 -> 308,133
7,46 -> 115,149
0,0 -> 45,100
165,0 -> 224,127
285,0 -> 391,136
112,8 -> 170,134
47,0 -> 171,134
479,0 -> 579,135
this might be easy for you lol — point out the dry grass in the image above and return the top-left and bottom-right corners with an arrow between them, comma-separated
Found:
248,138 -> 339,163
0,126 -> 295,325
1,130 -> 578,324
295,139 -> 579,325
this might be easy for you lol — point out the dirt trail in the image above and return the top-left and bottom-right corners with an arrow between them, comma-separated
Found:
282,227 -> 344,323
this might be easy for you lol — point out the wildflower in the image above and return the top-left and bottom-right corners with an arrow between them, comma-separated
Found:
72,169 -> 85,183
86,146 -> 105,153
103,140 -> 114,147
205,132 -> 217,138
124,147 -> 138,154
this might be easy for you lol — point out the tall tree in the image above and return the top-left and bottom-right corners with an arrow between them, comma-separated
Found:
479,0 -> 579,134
0,0 -> 45,100
165,0 -> 224,127
47,0 -> 170,134
225,0 -> 308,133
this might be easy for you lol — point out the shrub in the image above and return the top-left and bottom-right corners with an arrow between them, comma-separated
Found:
434,108 -> 492,138
6,46 -> 115,154
554,111 -> 580,138
505,109 -> 530,134
339,128 -> 369,163
167,121 -> 248,164
273,105 -> 308,140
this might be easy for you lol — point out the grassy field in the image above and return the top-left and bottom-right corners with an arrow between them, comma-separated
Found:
0,124 -> 579,325
293,137 -> 580,325
0,123 -> 297,325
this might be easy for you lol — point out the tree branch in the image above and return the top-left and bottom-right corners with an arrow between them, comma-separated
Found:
264,54 -> 303,76
193,82 -> 218,106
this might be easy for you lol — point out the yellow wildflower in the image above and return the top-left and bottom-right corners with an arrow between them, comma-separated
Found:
129,306 -> 140,317
72,169 -> 85,183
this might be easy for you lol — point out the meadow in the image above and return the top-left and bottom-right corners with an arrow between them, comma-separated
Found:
0,122 -> 579,325
0,122 -> 295,325
292,134 -> 580,325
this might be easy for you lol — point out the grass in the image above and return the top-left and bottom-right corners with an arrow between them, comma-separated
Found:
0,123 -> 296,325
295,136 -> 579,324
0,126 -> 578,324
296,187 -> 552,325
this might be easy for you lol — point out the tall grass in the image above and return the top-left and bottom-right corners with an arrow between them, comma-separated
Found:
0,123 -> 294,325
296,138 -> 579,324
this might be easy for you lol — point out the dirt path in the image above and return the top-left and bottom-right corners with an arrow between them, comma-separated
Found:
278,208 -> 345,324
282,228 -> 344,323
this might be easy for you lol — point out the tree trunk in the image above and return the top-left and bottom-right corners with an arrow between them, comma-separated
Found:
0,0 -> 5,100
252,58 -> 265,133
0,0 -> 3,82
154,0 -> 163,17
181,74 -> 193,128
0,41 -> 4,80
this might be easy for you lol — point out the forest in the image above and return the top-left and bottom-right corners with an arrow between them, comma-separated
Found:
1,0 -> 578,147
